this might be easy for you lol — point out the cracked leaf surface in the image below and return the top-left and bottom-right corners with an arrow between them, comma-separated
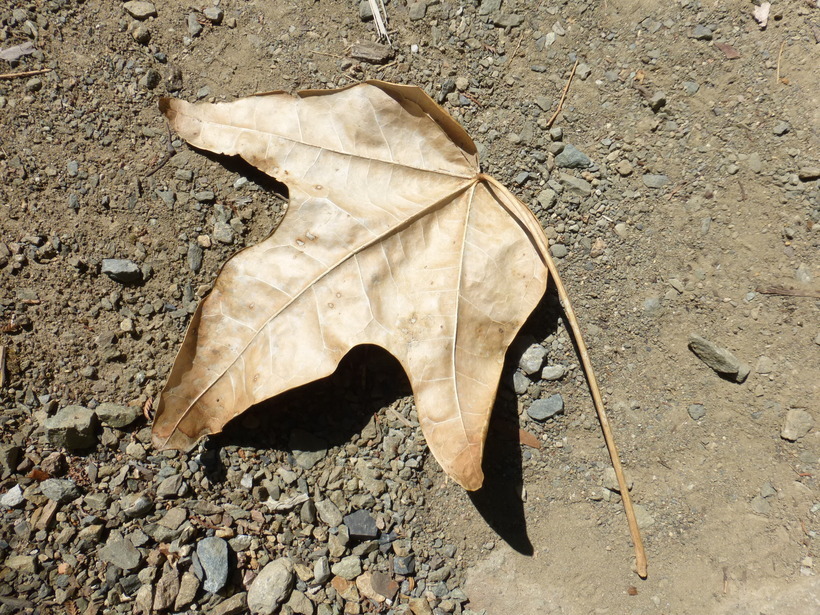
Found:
152,81 -> 549,490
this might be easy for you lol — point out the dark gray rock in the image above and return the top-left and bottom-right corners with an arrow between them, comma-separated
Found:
527,394 -> 565,421
642,174 -> 669,189
40,478 -> 81,503
554,144 -> 591,169
95,402 -> 140,428
0,444 -> 21,479
44,405 -> 99,449
393,555 -> 416,575
197,537 -> 230,593
101,259 -> 142,284
558,173 -> 592,197
344,509 -> 379,539
187,242 -> 203,273
688,334 -> 750,383
550,244 -> 568,258
690,25 -> 713,40
186,13 -> 203,37
121,492 -> 153,518
247,558 -> 294,614
157,474 -> 187,499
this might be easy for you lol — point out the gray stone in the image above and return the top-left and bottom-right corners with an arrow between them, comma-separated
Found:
690,25 -> 713,40
576,63 -> 591,80
203,6 -> 223,23
603,466 -> 633,493
121,492 -> 153,518
795,263 -> 812,284
95,402 -> 140,428
558,173 -> 592,197
537,188 -> 557,209
197,537 -> 230,593
540,365 -> 565,381
344,509 -> 379,539
100,536 -> 142,570
101,258 -> 142,284
315,499 -> 343,527
213,220 -> 235,244
549,126 -> 563,141
751,495 -> 771,515
186,13 -> 203,37
175,571 -> 200,610
290,430 -> 328,469
153,563 -> 180,611
1,484 -> 24,508
518,343 -> 547,375
683,81 -> 700,95
188,242 -> 204,273
313,557 -> 331,584
408,2 -> 426,21
0,444 -> 21,479
633,504 -> 655,528
331,555 -> 362,580
44,405 -> 99,449
550,244 -> 568,258
123,1 -> 157,20
158,506 -> 187,530
393,554 -> 416,575
211,592 -> 248,615
527,394 -> 564,421
84,492 -> 110,511
798,167 -> 820,181
157,474 -> 187,498
554,144 -> 591,169
358,0 -> 373,21
760,482 -> 777,498
478,0 -> 502,15
5,555 -> 37,574
688,404 -> 706,420
494,14 -> 523,28
642,174 -> 669,189
772,121 -> 791,136
648,91 -> 667,112
248,558 -> 295,614
781,409 -> 814,441
40,478 -> 80,503
688,334 -> 750,383
512,371 -> 529,394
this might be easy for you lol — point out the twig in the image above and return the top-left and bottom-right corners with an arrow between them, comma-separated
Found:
546,59 -> 579,128
667,182 -> 687,200
0,68 -> 51,80
755,285 -> 820,299
0,345 -> 6,389
546,247 -> 648,578
312,50 -> 344,59
387,407 -> 414,429
505,32 -> 524,69
776,41 -> 784,84
145,123 -> 176,178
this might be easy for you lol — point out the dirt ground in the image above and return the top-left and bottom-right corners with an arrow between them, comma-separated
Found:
1,0 -> 819,614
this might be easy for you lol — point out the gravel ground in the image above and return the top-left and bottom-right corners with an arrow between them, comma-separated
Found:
1,1 -> 818,614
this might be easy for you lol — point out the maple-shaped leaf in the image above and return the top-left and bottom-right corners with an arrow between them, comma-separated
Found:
153,81 -> 550,490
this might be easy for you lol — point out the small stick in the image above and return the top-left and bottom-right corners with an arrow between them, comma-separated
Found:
755,285 -> 820,299
0,345 -> 6,388
547,255 -> 648,578
0,68 -> 51,80
776,41 -> 784,83
505,32 -> 524,69
546,58 -> 579,128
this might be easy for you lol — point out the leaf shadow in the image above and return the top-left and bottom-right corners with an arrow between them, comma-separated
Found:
192,148 -> 290,198
468,284 -> 563,556
206,345 -> 410,472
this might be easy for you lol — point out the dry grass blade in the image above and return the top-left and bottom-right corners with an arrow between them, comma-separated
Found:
0,345 -> 6,389
546,59 -> 579,128
368,0 -> 391,46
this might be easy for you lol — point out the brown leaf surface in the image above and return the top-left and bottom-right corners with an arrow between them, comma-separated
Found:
152,81 -> 550,490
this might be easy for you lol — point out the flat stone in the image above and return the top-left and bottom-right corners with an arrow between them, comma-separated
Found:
0,444 -> 22,479
642,174 -> 669,188
690,25 -> 713,40
331,555 -> 362,580
290,429 -> 328,469
408,1 -> 426,21
315,499 -> 343,527
188,242 -> 203,273
688,404 -> 706,420
5,555 -> 37,574
1,484 -> 24,508
100,536 -> 142,571
603,467 -> 633,493
756,356 -> 775,375
174,571 -> 201,610
550,244 -> 568,258
781,409 -> 814,441
186,12 -> 203,37
197,536 -> 230,593
211,592 -> 248,615
537,188 -> 557,209
314,557 -> 331,584
123,1 -> 157,20
512,371 -> 529,394
615,159 -> 633,176
633,504 -> 655,528
344,509 -> 379,539
527,394 -> 564,421
248,558 -> 295,615
797,166 -> 820,181
554,144 -> 591,169
478,0 -> 502,15
494,13 -> 524,28
44,405 -> 99,449
688,334 -> 750,383
158,506 -> 187,530
40,478 -> 80,503
393,554 -> 415,575
84,492 -> 110,511
157,474 -> 187,499
153,563 -> 180,611
540,365 -> 565,381
101,258 -> 142,284
203,6 -> 223,23
121,492 -> 153,518
286,589 -> 313,615
558,173 -> 592,197
94,402 -> 140,428
518,343 -> 547,375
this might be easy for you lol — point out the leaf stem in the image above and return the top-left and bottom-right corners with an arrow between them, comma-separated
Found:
545,251 -> 649,578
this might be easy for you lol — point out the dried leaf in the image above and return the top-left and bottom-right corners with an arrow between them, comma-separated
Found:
153,81 -> 550,490
518,428 -> 542,450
